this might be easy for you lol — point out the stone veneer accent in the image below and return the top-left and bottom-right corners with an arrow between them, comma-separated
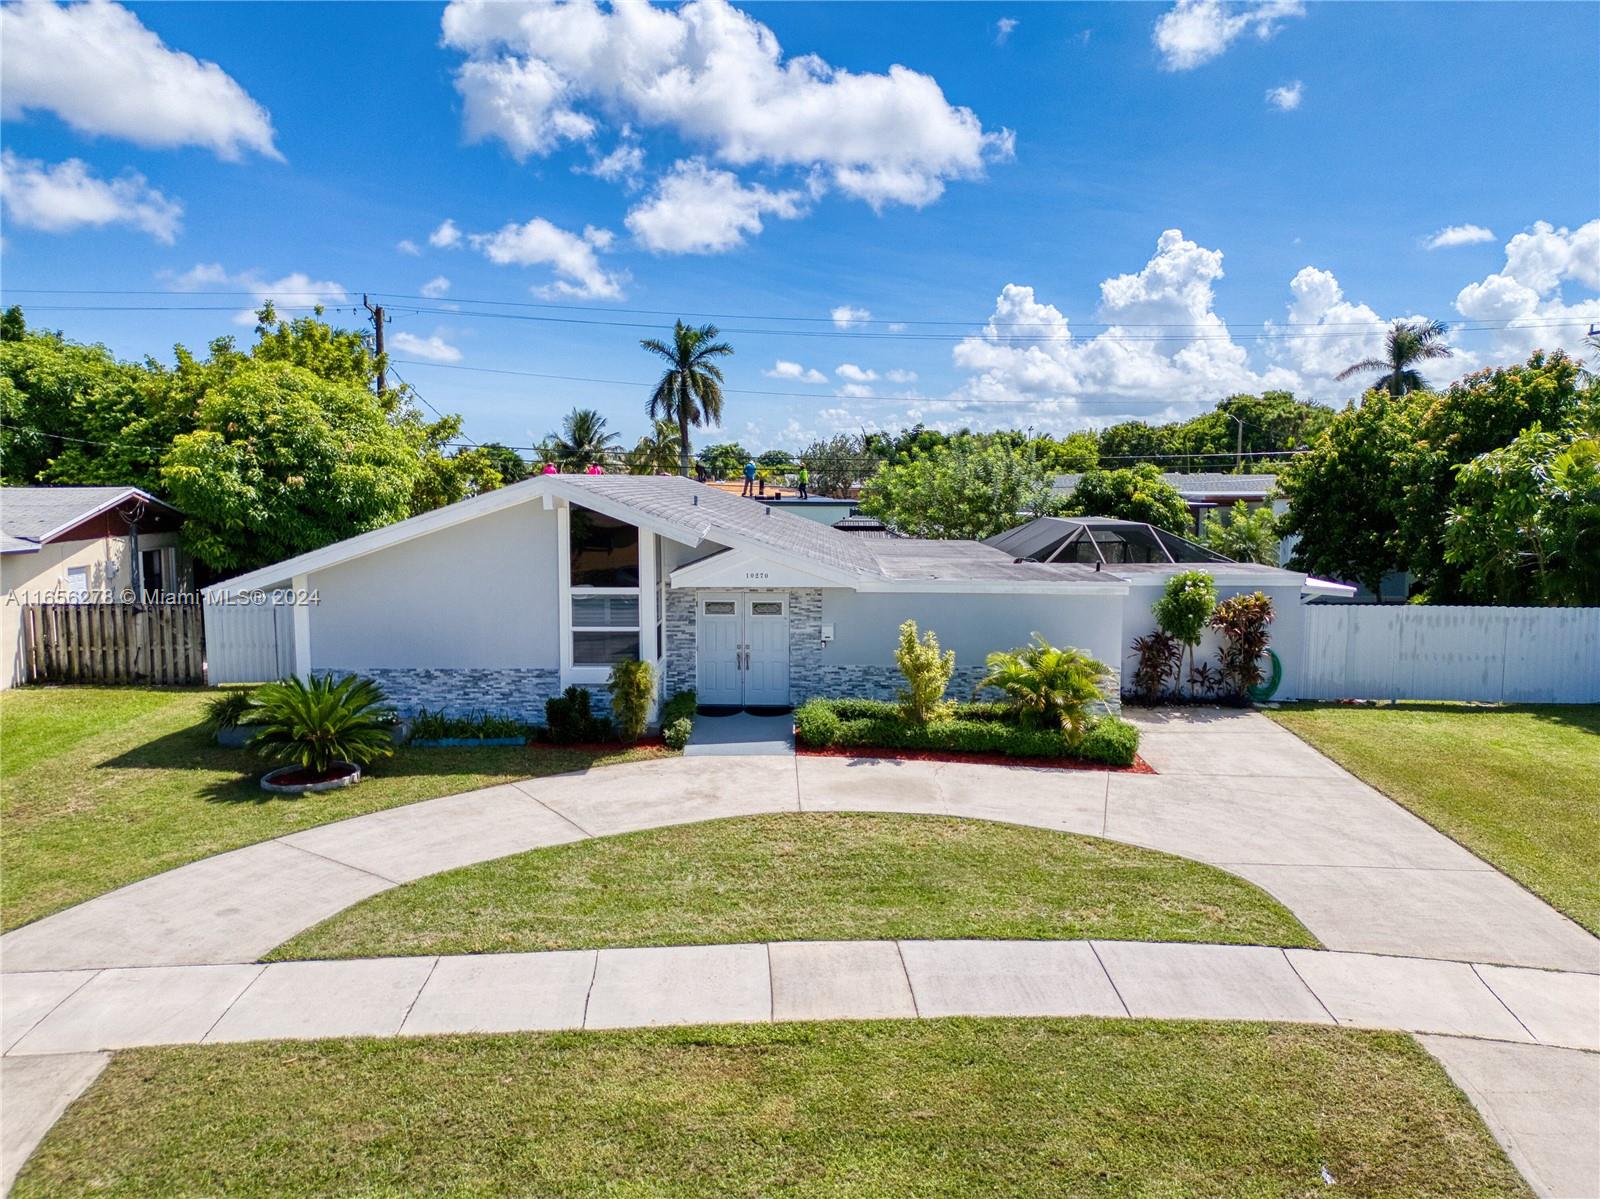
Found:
662,587 -> 697,698
324,667 -> 590,724
799,663 -> 992,705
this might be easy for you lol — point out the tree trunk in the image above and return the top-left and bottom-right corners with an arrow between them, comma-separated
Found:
679,418 -> 691,477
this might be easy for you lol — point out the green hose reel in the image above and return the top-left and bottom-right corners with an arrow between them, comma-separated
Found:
1247,649 -> 1283,702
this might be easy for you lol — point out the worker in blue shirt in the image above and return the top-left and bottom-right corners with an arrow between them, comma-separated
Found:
742,459 -> 757,497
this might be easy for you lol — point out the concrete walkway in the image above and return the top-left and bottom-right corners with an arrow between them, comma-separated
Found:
682,711 -> 796,756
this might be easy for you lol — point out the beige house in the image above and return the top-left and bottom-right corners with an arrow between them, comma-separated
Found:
1,487 -> 190,688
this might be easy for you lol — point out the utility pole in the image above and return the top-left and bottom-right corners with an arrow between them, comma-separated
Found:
1231,414 -> 1245,473
363,295 -> 387,397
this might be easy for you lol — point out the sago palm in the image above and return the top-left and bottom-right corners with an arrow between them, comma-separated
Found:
1337,319 -> 1453,397
550,408 -> 620,471
640,320 -> 734,476
248,674 -> 395,774
976,635 -> 1109,743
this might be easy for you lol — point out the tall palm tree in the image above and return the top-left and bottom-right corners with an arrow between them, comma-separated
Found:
549,407 -> 620,471
640,320 -> 733,476
1337,319 -> 1454,397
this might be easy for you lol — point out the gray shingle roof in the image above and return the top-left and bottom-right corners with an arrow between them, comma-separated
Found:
1053,472 -> 1279,498
866,537 -> 1109,583
0,486 -> 169,553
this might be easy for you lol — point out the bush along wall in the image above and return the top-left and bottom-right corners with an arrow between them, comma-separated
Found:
793,698 -> 1141,768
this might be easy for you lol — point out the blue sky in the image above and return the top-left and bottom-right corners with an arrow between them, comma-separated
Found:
2,0 -> 1596,453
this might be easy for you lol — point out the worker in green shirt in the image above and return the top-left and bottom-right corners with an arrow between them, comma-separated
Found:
797,462 -> 810,500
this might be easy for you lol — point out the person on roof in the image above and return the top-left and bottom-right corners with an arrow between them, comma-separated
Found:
541,462 -> 558,475
741,458 -> 757,497
585,462 -> 604,475
796,462 -> 810,500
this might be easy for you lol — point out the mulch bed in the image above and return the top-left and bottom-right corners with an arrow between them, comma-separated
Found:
797,745 -> 1156,774
527,737 -> 668,753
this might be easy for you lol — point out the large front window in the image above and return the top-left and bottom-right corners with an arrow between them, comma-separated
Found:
570,507 -> 640,665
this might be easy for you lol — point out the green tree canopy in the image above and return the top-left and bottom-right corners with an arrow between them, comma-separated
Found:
858,441 -> 1060,539
547,408 -> 620,471
1065,465 -> 1191,534
625,419 -> 682,475
798,433 -> 872,497
697,442 -> 750,480
475,442 -> 530,485
1202,501 -> 1281,565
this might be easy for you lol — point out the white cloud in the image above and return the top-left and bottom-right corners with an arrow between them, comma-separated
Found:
1153,0 -> 1305,71
1266,265 -> 1398,388
1426,224 -> 1496,250
831,305 -> 871,329
995,17 -> 1019,44
885,368 -> 918,384
835,363 -> 878,383
390,330 -> 463,363
0,0 -> 278,161
579,131 -> 646,189
469,216 -> 625,299
838,383 -> 876,399
625,159 -> 805,254
1454,219 -> 1600,360
765,360 -> 827,384
887,321 -> 908,333
440,0 -> 1012,210
429,219 -> 463,249
420,275 -> 451,298
0,150 -> 181,243
397,238 -> 422,256
165,262 -> 348,325
1265,80 -> 1302,111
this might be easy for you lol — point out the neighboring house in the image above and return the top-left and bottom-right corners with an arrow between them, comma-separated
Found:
1055,472 -> 1294,564
1,486 -> 190,689
206,475 -> 1349,718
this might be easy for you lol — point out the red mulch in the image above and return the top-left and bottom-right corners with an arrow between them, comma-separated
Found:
527,737 -> 668,753
797,745 -> 1156,774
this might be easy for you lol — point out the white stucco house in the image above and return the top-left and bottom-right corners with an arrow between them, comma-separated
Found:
204,474 -> 1350,719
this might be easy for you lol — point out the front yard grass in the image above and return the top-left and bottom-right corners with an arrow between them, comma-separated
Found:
1269,702 -> 1600,934
274,811 -> 1316,960
0,686 -> 667,931
15,1019 -> 1528,1198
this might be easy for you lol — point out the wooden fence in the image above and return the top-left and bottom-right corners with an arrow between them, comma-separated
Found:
19,603 -> 205,685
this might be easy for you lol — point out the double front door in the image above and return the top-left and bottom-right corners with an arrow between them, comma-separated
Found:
695,592 -> 790,708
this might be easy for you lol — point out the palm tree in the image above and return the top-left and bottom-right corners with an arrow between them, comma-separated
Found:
640,320 -> 734,476
625,418 -> 682,474
549,407 -> 619,471
1337,319 -> 1454,397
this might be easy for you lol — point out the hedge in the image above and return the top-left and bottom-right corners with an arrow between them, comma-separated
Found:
793,698 -> 1141,767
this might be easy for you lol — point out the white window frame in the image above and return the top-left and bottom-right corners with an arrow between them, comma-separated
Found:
64,566 -> 90,602
558,502 -> 658,691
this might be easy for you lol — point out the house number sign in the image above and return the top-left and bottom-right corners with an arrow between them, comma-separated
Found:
744,571 -> 770,580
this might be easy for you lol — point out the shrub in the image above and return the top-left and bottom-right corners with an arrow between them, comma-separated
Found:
894,619 -> 956,724
409,709 -> 529,741
659,689 -> 697,728
975,634 -> 1109,743
1075,717 -> 1141,767
1153,570 -> 1218,696
201,688 -> 255,733
663,716 -> 694,750
1211,591 -> 1275,699
607,659 -> 655,742
544,685 -> 612,744
248,674 -> 395,774
1129,631 -> 1182,703
793,698 -> 842,747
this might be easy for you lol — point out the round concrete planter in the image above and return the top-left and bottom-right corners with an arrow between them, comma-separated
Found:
259,762 -> 362,795
214,725 -> 256,749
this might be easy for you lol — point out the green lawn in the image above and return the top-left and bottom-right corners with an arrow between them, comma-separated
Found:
0,687 -> 667,931
1269,702 -> 1600,934
274,811 -> 1317,960
15,1020 -> 1527,1198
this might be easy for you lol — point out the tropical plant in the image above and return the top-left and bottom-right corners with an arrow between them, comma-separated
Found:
201,688 -> 256,733
1211,592 -> 1275,699
894,619 -> 956,725
1152,570 -> 1218,696
799,433 -> 876,497
476,442 -> 531,484
1201,501 -> 1281,564
607,659 -> 655,742
1129,631 -> 1183,703
625,419 -> 683,475
641,320 -> 734,476
548,407 -> 620,471
247,674 -> 395,775
544,685 -> 612,744
697,442 -> 749,481
859,441 -> 1060,539
1066,465 -> 1191,535
976,635 -> 1109,743
1337,318 -> 1453,397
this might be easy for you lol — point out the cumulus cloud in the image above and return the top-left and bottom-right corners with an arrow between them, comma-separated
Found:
1,0 -> 278,161
625,158 -> 805,254
1153,0 -> 1305,71
164,262 -> 348,325
579,131 -> 646,188
765,360 -> 827,384
1426,224 -> 1496,250
420,275 -> 451,298
469,216 -> 626,299
0,150 -> 181,242
1265,265 -> 1400,388
397,238 -> 422,256
831,305 -> 871,329
1265,80 -> 1302,110
440,0 -> 1012,210
1454,219 -> 1600,359
995,17 -> 1019,44
838,383 -> 875,399
390,330 -> 463,363
885,368 -> 918,384
835,363 -> 878,383
429,219 -> 463,249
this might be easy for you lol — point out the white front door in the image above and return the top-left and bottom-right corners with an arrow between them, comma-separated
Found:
694,592 -> 791,709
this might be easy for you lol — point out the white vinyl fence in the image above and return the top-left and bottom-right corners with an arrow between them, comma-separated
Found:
203,598 -> 295,684
1300,605 -> 1600,703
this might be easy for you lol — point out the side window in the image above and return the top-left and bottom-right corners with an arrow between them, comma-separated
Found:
65,567 -> 89,601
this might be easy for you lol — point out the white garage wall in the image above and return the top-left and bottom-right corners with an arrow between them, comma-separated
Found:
307,500 -> 560,671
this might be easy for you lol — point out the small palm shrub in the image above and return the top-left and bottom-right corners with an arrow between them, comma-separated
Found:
1211,591 -> 1275,699
248,674 -> 394,775
1153,570 -> 1218,696
607,659 -> 655,742
1129,631 -> 1183,703
544,686 -> 612,744
976,635 -> 1110,744
895,619 -> 956,725
201,688 -> 255,733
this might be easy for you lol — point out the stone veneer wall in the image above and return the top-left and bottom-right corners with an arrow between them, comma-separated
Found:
662,588 -> 697,698
323,666 -> 607,724
799,663 -> 991,705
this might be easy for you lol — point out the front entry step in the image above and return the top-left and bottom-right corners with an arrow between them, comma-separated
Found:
682,711 -> 796,757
